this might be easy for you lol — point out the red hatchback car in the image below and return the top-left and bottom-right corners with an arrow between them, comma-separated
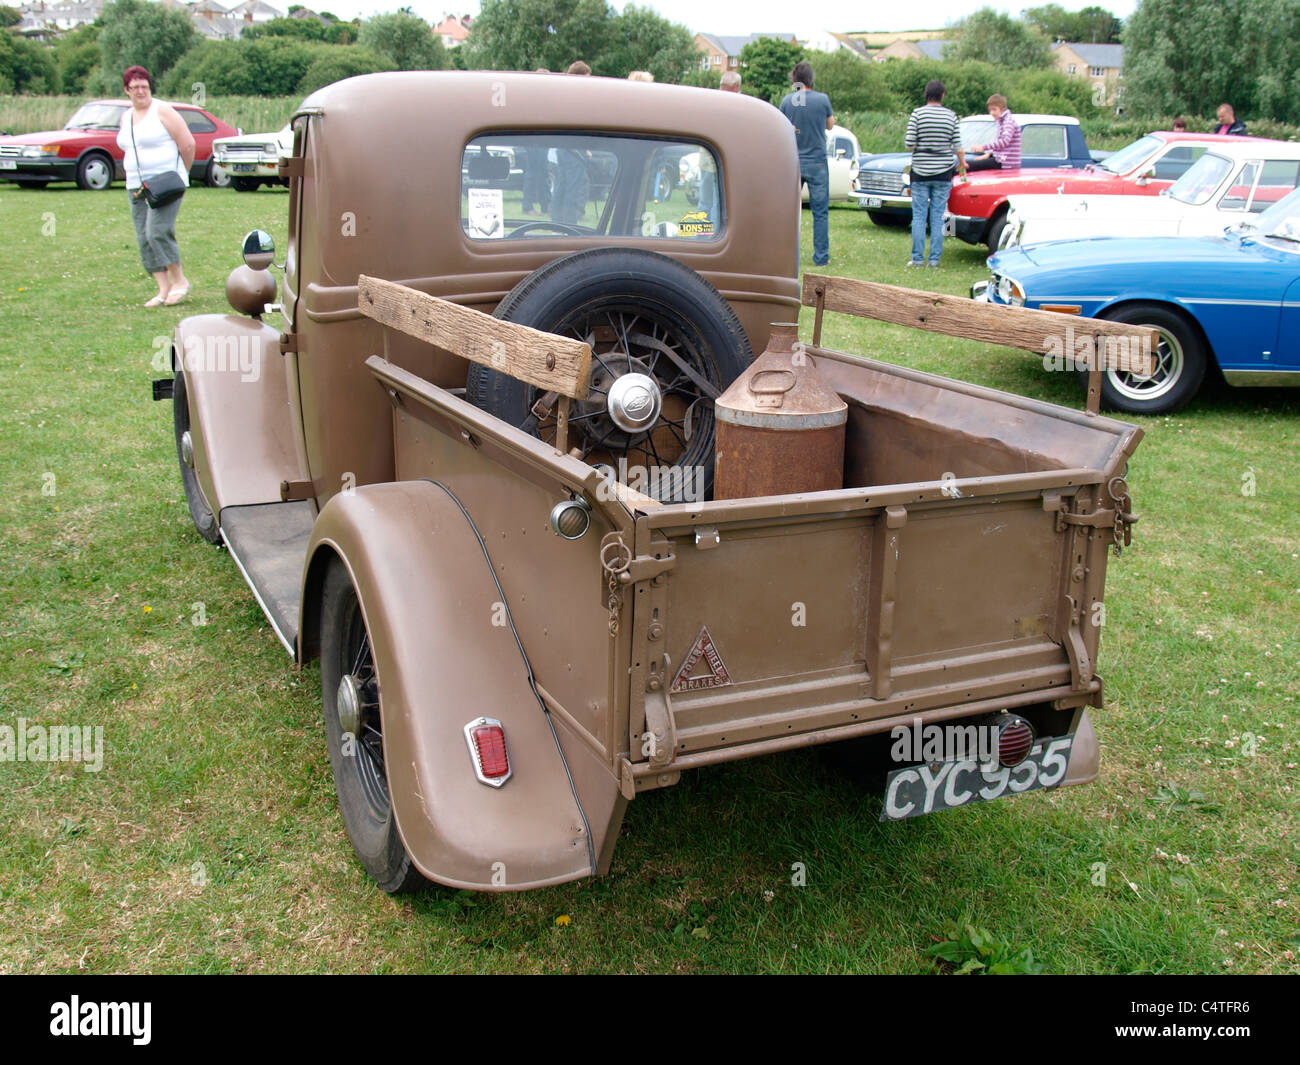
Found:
947,131 -> 1261,248
0,99 -> 238,190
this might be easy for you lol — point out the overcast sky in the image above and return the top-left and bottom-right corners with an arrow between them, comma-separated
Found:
317,1 -> 1139,35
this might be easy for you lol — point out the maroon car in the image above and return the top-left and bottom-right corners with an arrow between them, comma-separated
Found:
0,99 -> 238,190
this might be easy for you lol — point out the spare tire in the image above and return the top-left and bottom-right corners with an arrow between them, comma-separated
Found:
466,248 -> 751,503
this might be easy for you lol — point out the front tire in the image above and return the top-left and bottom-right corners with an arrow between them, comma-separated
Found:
985,209 -> 1010,251
75,151 -> 113,191
1093,304 -> 1207,414
232,177 -> 259,192
172,370 -> 221,544
320,560 -> 425,894
867,210 -> 908,228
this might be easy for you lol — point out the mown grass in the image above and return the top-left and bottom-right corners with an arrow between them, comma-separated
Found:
0,186 -> 1295,974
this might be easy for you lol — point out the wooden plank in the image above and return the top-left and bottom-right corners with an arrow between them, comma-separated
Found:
358,274 -> 592,399
802,273 -> 1155,374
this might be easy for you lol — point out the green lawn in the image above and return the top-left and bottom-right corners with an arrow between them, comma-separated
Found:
0,186 -> 1296,974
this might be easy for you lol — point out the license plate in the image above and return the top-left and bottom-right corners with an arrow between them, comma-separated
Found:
232,164 -> 257,173
0,161 -> 16,170
880,735 -> 1074,821
866,196 -> 882,208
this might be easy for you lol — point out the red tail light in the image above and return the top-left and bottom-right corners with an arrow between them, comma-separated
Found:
464,718 -> 511,787
997,715 -> 1035,767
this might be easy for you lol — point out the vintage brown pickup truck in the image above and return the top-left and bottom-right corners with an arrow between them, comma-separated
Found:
157,73 -> 1153,892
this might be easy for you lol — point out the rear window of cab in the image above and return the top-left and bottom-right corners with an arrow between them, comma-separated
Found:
461,133 -> 722,242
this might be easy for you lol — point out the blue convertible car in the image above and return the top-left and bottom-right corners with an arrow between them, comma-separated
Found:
974,186 -> 1300,413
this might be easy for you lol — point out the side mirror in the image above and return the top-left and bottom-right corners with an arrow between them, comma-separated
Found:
1135,167 -> 1155,186
241,228 -> 276,271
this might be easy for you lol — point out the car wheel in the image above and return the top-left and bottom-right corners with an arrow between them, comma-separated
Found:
75,152 -> 113,191
1093,304 -> 1208,414
985,209 -> 1010,251
205,161 -> 231,188
465,248 -> 752,503
172,370 -> 221,544
867,210 -> 908,228
320,559 -> 425,894
16,179 -> 51,190
231,177 -> 259,192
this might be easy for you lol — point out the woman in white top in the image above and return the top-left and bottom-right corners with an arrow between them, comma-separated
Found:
116,65 -> 195,307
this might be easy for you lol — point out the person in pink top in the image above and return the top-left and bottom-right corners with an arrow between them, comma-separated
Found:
967,94 -> 1021,172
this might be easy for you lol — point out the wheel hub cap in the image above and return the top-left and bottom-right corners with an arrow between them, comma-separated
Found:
606,372 -> 662,433
336,673 -> 362,738
180,430 -> 194,468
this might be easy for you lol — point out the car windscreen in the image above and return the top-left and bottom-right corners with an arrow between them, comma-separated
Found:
462,133 -> 722,242
1099,135 -> 1161,174
959,119 -> 995,150
64,102 -> 128,130
1250,185 -> 1300,245
1168,152 -> 1233,205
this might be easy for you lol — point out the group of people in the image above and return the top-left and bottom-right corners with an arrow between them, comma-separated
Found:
120,52 -> 1259,304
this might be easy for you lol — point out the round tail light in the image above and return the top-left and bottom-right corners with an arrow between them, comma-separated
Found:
996,714 -> 1035,767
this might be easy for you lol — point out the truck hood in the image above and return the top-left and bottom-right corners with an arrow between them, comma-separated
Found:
0,129 -> 109,146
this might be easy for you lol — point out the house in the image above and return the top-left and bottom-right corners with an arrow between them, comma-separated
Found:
227,0 -> 283,24
801,30 -> 870,58
693,32 -> 799,73
873,38 -> 953,61
1051,41 -> 1124,105
433,13 -> 472,48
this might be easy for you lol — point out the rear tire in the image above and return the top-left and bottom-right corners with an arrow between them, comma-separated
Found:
232,177 -> 259,192
320,560 -> 426,894
205,160 -> 231,188
867,210 -> 908,228
75,151 -> 113,191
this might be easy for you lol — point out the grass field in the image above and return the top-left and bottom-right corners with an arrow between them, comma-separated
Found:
0,183 -> 1296,974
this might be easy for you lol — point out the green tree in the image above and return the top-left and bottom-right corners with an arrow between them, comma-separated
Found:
463,0 -> 614,72
55,22 -> 102,95
800,49 -> 892,113
1023,4 -> 1122,43
0,29 -> 58,93
96,0 -> 197,88
357,11 -> 446,70
297,46 -> 389,94
0,5 -> 22,27
243,16 -> 328,42
1124,0 -> 1300,123
738,36 -> 804,104
948,8 -> 1052,69
601,4 -> 696,82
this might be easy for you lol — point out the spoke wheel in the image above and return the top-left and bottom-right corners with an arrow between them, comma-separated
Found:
1094,303 -> 1207,414
320,561 -> 424,893
466,248 -> 750,502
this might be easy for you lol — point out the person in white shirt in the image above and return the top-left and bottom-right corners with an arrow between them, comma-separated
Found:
116,65 -> 195,307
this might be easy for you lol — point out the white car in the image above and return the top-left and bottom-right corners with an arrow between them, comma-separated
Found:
999,138 -> 1300,249
802,124 -> 861,203
212,124 -> 293,191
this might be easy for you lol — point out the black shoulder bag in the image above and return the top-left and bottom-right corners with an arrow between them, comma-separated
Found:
129,110 -> 186,209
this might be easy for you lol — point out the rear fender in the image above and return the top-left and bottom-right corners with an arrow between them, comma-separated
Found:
172,313 -> 307,515
300,480 -> 622,891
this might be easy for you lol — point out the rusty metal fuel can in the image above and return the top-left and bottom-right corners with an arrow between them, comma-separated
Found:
713,323 -> 847,499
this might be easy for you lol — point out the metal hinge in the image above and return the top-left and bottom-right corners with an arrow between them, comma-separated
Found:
599,532 -> 675,585
280,480 -> 314,501
277,157 -> 304,180
279,332 -> 299,356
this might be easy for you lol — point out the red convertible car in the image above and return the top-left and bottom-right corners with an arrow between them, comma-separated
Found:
947,131 -> 1259,248
0,99 -> 238,190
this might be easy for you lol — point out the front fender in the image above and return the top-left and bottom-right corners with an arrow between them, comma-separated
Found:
173,313 -> 306,516
301,480 -> 618,891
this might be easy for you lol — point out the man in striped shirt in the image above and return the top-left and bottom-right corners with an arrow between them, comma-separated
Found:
967,94 -> 1022,171
904,80 -> 965,267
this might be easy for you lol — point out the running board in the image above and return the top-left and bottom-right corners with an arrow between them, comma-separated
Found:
220,501 -> 314,656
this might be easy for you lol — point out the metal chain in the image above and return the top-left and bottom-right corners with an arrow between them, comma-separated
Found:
600,536 -> 631,637
1107,475 -> 1133,557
